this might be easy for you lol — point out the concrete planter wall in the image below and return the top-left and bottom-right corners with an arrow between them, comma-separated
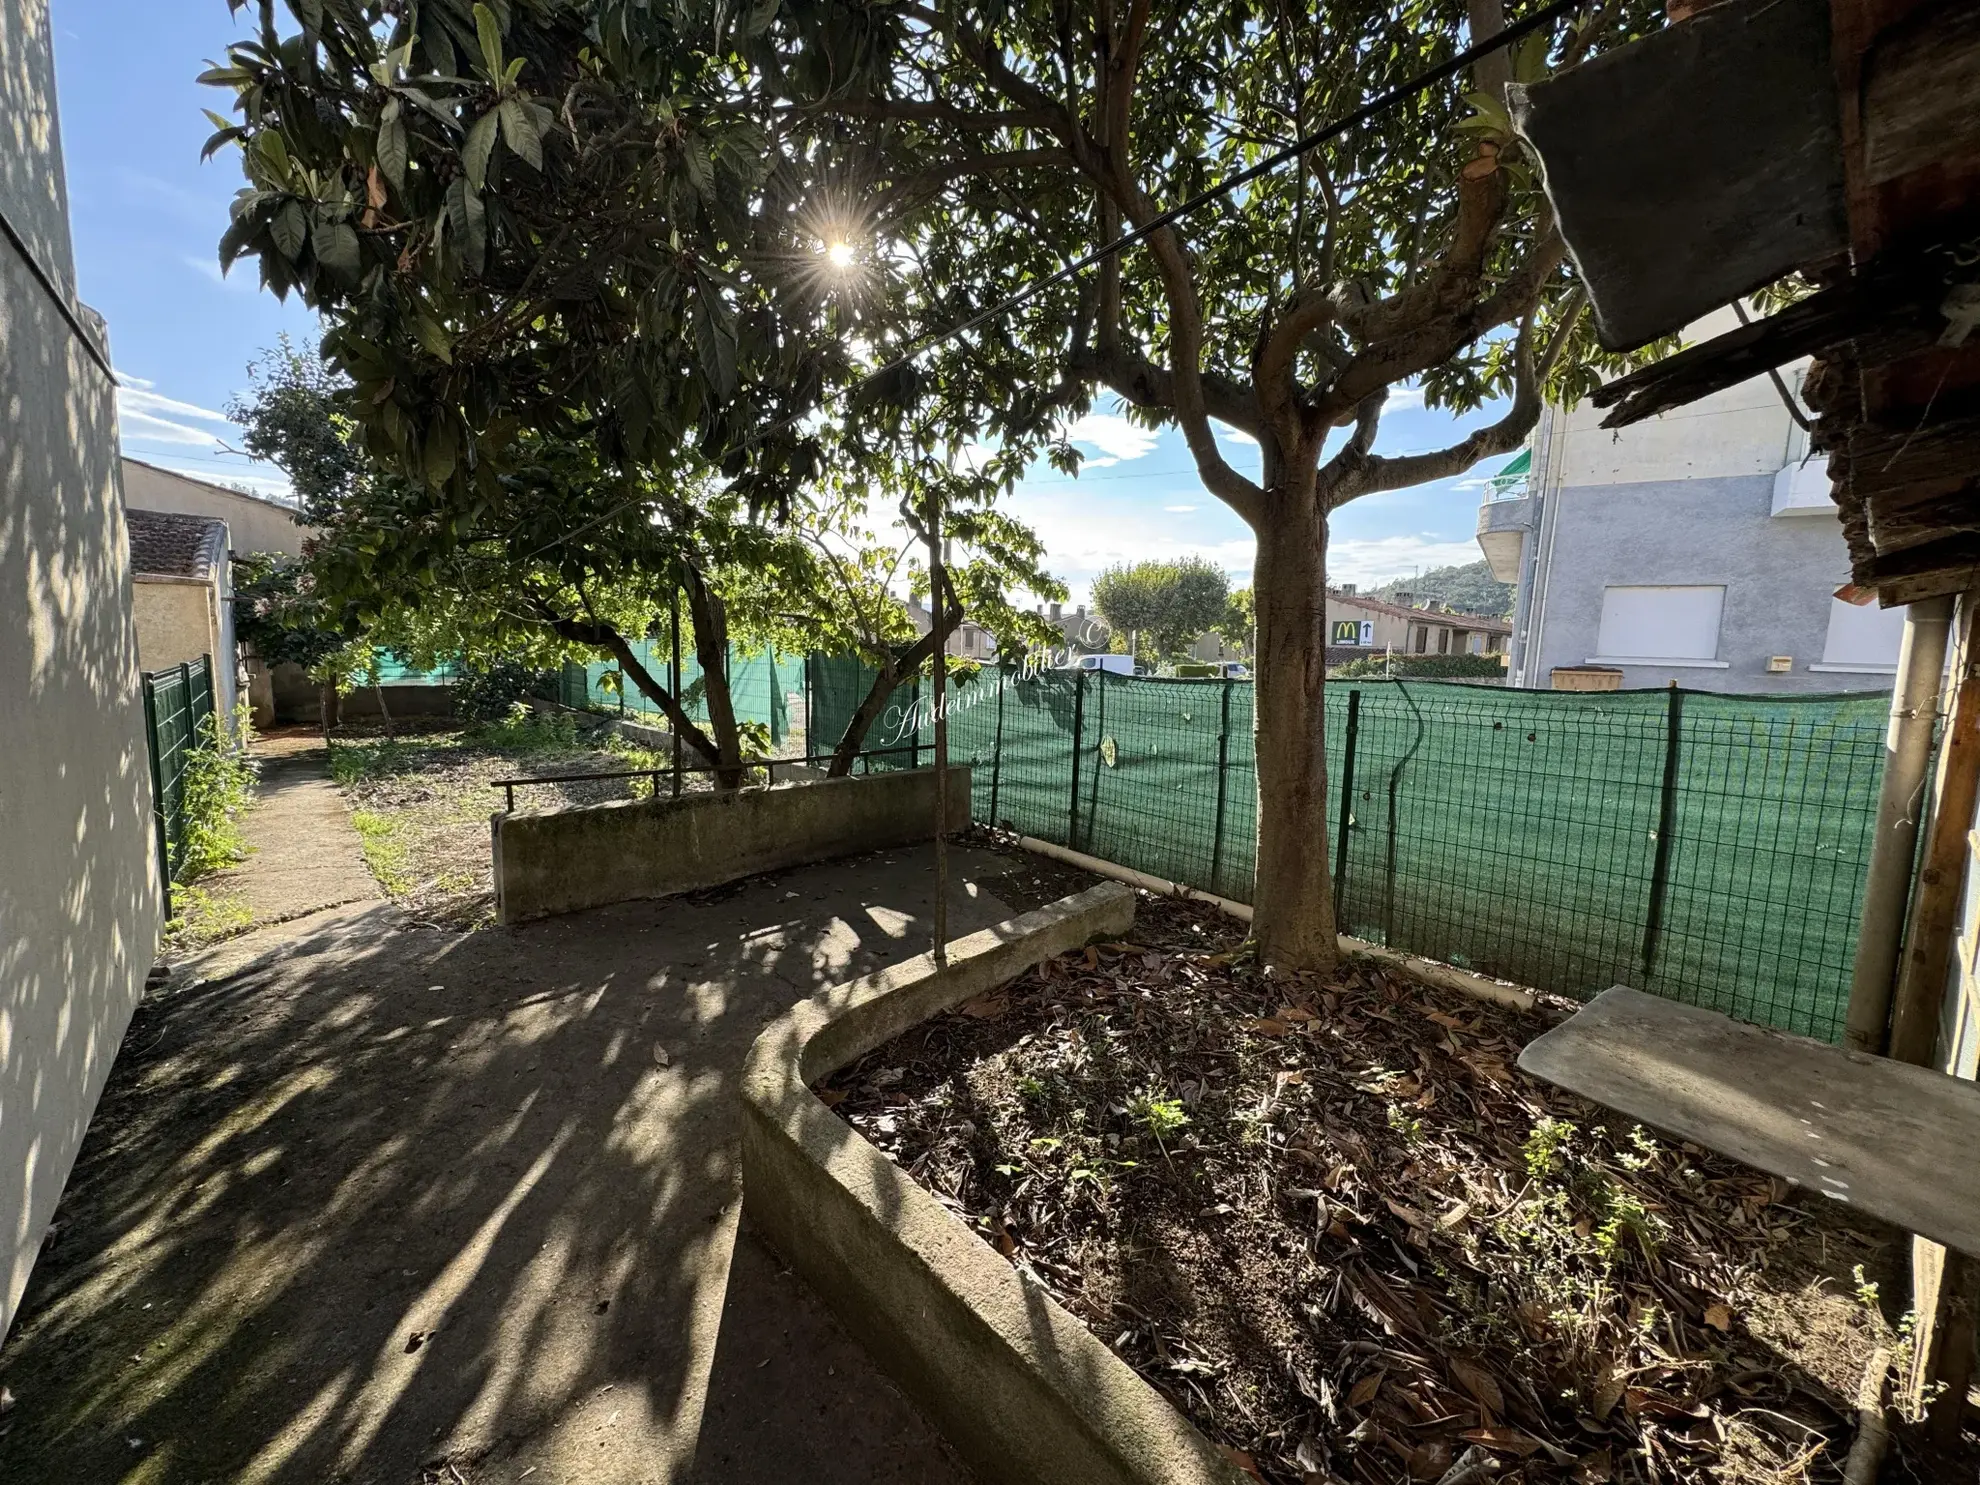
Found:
492,766 -> 970,924
740,883 -> 1251,1485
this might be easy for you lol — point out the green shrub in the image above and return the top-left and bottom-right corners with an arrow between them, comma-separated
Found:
1330,652 -> 1506,680
453,660 -> 554,721
175,708 -> 258,882
468,702 -> 583,755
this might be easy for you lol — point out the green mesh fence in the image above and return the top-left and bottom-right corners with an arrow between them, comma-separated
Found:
563,637 -> 791,745
812,659 -> 1892,1042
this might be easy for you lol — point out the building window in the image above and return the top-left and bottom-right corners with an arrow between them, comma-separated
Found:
1593,585 -> 1726,663
1413,625 -> 1428,653
1814,597 -> 1905,672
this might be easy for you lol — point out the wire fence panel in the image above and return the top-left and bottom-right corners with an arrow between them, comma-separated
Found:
566,633 -> 791,745
142,656 -> 216,896
837,664 -> 1890,1043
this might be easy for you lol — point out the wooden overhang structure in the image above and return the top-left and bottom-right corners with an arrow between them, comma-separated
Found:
1507,0 -> 1980,1444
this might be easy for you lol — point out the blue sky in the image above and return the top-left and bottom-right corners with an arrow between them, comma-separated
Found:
51,1 -> 1514,601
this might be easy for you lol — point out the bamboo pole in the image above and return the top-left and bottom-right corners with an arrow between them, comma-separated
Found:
1847,595 -> 1954,1053
1887,592 -> 1980,1443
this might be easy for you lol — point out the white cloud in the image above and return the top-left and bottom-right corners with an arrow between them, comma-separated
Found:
1062,412 -> 1159,463
1214,420 -> 1258,446
1387,383 -> 1427,410
1163,504 -> 1199,513
116,378 -> 234,450
1327,535 -> 1484,588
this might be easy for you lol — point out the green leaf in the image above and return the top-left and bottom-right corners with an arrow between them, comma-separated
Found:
694,290 -> 737,402
253,130 -> 292,177
422,416 -> 458,487
414,311 -> 454,363
473,2 -> 503,78
445,177 -> 487,273
377,103 -> 409,191
270,200 -> 308,261
463,108 -> 500,191
312,220 -> 361,279
498,97 -> 542,172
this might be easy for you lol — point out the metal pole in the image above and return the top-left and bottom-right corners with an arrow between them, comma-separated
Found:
1846,594 -> 1955,1053
988,662 -> 1007,828
928,495 -> 950,967
1210,677 -> 1232,897
142,676 -> 171,922
1068,667 -> 1087,849
1334,688 -> 1361,923
671,589 -> 684,799
1640,682 -> 1686,978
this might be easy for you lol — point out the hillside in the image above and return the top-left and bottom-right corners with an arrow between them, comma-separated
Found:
1370,560 -> 1514,618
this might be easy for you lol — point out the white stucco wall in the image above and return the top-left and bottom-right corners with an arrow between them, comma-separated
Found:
1,0 -> 160,1339
122,459 -> 315,557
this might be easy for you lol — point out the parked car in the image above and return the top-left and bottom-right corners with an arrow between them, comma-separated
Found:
1066,653 -> 1135,676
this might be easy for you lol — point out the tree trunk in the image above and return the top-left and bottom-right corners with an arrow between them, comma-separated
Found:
827,599 -> 962,777
680,564 -> 746,789
374,679 -> 394,739
1249,478 -> 1341,972
319,681 -> 339,741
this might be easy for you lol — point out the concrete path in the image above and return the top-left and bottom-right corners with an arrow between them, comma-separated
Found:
0,845 -> 1042,1484
203,729 -> 379,928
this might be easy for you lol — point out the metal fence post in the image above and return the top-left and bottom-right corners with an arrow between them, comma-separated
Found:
988,663 -> 1007,828
1334,688 -> 1361,923
911,677 -> 923,770
1210,677 -> 1233,897
142,675 -> 171,921
1641,684 -> 1686,978
670,590 -> 683,797
1068,668 -> 1086,848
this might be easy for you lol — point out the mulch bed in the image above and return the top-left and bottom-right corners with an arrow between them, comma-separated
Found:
820,891 -> 1960,1485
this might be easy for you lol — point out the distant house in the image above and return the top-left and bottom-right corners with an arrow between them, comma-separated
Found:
904,597 -> 1000,661
1476,311 -> 1901,693
1323,586 -> 1510,667
121,458 -> 315,557
126,509 -> 240,723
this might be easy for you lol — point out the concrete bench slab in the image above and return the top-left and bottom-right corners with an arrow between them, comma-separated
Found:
1518,985 -> 1980,1254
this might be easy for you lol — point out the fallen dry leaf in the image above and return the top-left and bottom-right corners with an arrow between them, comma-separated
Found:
1449,1358 -> 1504,1417
1220,1446 -> 1265,1481
1348,1370 -> 1384,1408
958,994 -> 1010,1019
816,1088 -> 849,1108
1246,1018 -> 1291,1036
1459,1426 -> 1542,1457
1702,1303 -> 1732,1332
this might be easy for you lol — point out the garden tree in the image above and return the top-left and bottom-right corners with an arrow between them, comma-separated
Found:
762,0 -> 1663,968
1091,556 -> 1229,660
205,2 -> 1059,779
1215,585 -> 1255,658
726,440 -> 1064,774
204,0 -> 865,784
232,551 -> 374,736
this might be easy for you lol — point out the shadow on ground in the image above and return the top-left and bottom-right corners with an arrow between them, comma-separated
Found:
0,845 -> 1019,1484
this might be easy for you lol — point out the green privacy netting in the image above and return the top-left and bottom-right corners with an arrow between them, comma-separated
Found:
563,638 -> 790,746
808,658 -> 1891,1043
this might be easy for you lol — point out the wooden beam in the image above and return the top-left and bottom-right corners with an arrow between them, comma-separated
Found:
1590,278 -> 1937,427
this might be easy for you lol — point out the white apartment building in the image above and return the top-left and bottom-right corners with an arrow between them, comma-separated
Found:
1478,311 -> 1904,693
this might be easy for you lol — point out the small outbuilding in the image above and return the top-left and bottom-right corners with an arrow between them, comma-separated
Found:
126,508 -> 238,725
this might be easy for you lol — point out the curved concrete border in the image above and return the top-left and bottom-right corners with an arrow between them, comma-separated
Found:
740,882 -> 1250,1485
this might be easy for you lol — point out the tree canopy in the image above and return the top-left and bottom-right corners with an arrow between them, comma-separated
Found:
1091,557 -> 1231,660
756,0 -> 1663,967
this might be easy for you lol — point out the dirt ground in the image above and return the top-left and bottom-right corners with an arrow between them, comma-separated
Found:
324,713 -> 695,928
0,841 -> 1070,1485
825,892 -> 1970,1485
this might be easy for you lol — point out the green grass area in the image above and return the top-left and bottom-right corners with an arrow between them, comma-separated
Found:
162,882 -> 254,952
349,809 -> 417,897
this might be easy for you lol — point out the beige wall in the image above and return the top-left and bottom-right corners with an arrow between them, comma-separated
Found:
122,459 -> 314,556
1,0 -> 160,1340
132,579 -> 216,673
1543,307 -> 1810,489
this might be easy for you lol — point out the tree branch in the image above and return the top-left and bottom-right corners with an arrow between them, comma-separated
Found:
1346,289 -> 1584,500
